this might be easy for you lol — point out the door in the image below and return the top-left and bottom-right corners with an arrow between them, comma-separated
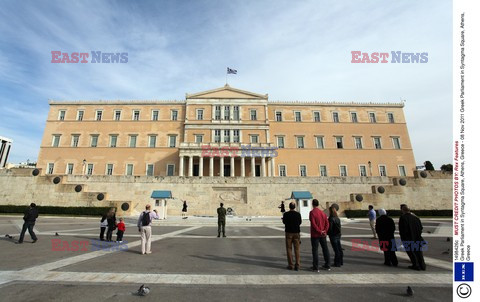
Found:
224,165 -> 231,177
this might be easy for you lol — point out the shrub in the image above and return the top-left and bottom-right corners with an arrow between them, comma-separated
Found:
0,205 -> 113,216
344,209 -> 452,218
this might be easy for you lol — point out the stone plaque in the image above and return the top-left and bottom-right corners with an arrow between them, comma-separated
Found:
212,187 -> 247,204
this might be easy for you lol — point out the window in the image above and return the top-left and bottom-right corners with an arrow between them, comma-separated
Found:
171,110 -> 178,121
339,165 -> 348,177
275,111 -> 282,122
224,130 -> 231,143
148,135 -> 157,148
168,135 -> 177,148
369,112 -> 377,123
279,165 -> 286,177
250,109 -> 257,120
77,110 -> 84,121
332,112 -> 339,123
196,109 -> 204,120
90,135 -> 99,147
129,135 -> 137,148
294,111 -> 302,122
350,112 -> 358,123
233,106 -> 240,120
106,164 -> 114,175
66,163 -> 74,175
195,135 -> 203,143
233,130 -> 240,143
277,136 -> 285,148
214,130 -> 221,143
387,113 -> 395,123
215,106 -> 221,120
313,111 -> 321,122
52,135 -> 61,147
320,165 -> 328,176
398,165 -> 407,177
224,106 -> 230,120
167,164 -> 175,176
96,110 -> 103,121
71,135 -> 80,147
126,164 -> 134,176
392,137 -> 401,149
296,136 -> 304,148
152,110 -> 159,121
132,110 -> 140,120
58,110 -> 66,121
373,137 -> 382,149
250,135 -> 259,144
114,110 -> 121,121
335,136 -> 343,149
146,164 -> 154,176
87,164 -> 94,175
47,163 -> 54,174
359,165 -> 367,177
316,136 -> 325,149
299,165 -> 307,177
354,137 -> 363,149
109,135 -> 118,147
379,165 -> 387,176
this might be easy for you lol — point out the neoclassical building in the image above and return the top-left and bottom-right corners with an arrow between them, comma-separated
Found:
37,85 -> 416,177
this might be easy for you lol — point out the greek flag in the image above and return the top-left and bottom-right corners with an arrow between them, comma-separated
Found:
227,67 -> 237,74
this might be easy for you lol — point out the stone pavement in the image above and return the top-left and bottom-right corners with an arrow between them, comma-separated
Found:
0,215 -> 453,301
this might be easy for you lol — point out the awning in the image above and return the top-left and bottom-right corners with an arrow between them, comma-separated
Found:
291,191 -> 313,200
151,190 -> 172,199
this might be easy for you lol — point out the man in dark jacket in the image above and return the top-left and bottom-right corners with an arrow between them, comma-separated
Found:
283,202 -> 302,270
399,205 -> 426,270
217,203 -> 227,237
375,208 -> 398,266
17,203 -> 39,244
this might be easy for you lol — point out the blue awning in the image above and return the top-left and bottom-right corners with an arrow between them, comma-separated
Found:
291,191 -> 313,200
151,190 -> 172,199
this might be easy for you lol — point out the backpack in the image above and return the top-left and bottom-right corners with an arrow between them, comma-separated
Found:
141,211 -> 151,226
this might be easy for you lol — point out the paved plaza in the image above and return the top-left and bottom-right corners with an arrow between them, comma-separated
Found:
0,215 -> 452,301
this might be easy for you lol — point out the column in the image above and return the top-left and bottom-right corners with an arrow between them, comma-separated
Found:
267,158 -> 272,177
188,156 -> 193,177
241,157 -> 245,177
199,156 -> 203,177
271,157 -> 275,177
179,156 -> 184,176
220,157 -> 224,177
209,157 -> 214,176
250,157 -> 255,177
230,157 -> 235,177
261,157 -> 266,177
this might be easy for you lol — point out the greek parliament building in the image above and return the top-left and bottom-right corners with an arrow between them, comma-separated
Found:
37,85 -> 415,179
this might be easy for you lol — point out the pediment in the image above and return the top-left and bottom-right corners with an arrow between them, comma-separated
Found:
186,85 -> 268,99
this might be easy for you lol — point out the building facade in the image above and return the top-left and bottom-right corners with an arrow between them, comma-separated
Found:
37,85 -> 416,178
0,136 -> 13,168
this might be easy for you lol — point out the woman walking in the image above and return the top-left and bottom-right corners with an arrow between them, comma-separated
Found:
328,204 -> 343,267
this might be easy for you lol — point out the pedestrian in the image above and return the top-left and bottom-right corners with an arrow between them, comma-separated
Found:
375,209 -> 398,267
368,205 -> 377,239
282,202 -> 302,271
309,199 -> 330,271
399,205 -> 426,270
16,203 -> 39,244
278,201 -> 285,214
116,217 -> 126,243
327,204 -> 343,267
99,213 -> 108,241
137,205 -> 159,254
106,208 -> 117,242
217,203 -> 227,237
182,200 -> 188,219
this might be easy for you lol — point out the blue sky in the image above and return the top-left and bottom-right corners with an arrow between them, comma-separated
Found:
0,0 -> 452,168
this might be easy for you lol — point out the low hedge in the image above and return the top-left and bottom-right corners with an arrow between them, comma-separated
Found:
0,205 -> 113,216
344,209 -> 452,218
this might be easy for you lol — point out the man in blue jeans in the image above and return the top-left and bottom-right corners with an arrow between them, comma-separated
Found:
16,203 -> 39,244
309,199 -> 330,271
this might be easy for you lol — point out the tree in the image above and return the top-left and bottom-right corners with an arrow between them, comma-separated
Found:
424,161 -> 435,171
441,164 -> 453,172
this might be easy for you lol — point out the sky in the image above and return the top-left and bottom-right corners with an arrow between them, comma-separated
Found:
0,0 -> 452,168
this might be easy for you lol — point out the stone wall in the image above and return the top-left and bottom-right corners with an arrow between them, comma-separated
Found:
0,168 -> 452,217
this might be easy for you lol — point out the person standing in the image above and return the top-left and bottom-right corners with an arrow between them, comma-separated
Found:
182,200 -> 188,219
368,205 -> 377,239
116,217 -> 126,243
137,205 -> 159,254
327,204 -> 343,267
278,201 -> 285,214
375,209 -> 398,267
16,203 -> 39,244
99,214 -> 108,241
217,203 -> 227,237
282,202 -> 302,271
399,205 -> 426,270
106,208 -> 117,242
309,199 -> 330,271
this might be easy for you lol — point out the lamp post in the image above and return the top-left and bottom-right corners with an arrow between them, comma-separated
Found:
368,161 -> 372,177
